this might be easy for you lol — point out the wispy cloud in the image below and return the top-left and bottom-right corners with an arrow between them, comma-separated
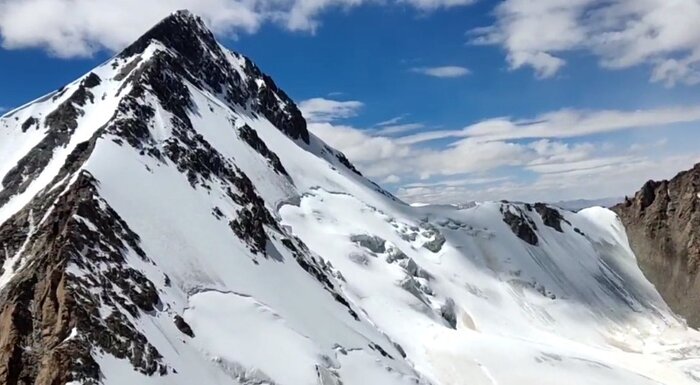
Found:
399,0 -> 476,11
397,105 -> 700,144
382,175 -> 401,184
298,97 -> 363,123
411,66 -> 470,78
374,123 -> 425,135
402,176 -> 511,189
396,154 -> 700,204
376,114 -> 409,127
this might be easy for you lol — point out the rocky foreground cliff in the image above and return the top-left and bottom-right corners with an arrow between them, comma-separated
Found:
613,163 -> 700,328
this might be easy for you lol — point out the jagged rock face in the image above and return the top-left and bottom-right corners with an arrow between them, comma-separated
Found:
613,163 -> 700,327
500,203 -> 539,245
0,172 -> 164,385
2,10 -> 700,385
0,73 -> 102,208
119,10 -> 309,144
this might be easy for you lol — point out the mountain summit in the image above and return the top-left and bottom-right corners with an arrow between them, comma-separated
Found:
1,11 -> 700,385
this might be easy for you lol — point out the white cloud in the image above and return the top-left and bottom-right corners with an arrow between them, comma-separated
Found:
0,0 -> 262,57
306,97 -> 700,204
525,155 -> 636,175
400,0 -> 475,11
397,105 -> 700,144
403,176 -> 510,189
372,115 -> 427,135
411,66 -> 470,78
298,98 -> 363,123
472,0 -> 700,85
311,121 -> 532,179
0,0 -> 475,57
376,114 -> 408,127
374,123 -> 425,135
397,154 -> 700,204
383,175 -> 401,184
465,106 -> 700,141
285,0 -> 363,32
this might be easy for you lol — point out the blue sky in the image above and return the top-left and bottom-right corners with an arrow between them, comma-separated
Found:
1,0 -> 700,203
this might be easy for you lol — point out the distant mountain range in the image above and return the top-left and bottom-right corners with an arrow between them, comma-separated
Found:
552,197 -> 623,212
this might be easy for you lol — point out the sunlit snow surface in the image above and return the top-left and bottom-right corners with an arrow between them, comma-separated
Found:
2,39 -> 700,385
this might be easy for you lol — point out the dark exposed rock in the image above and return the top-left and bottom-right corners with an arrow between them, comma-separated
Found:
393,343 -> 407,358
238,124 -> 288,176
82,72 -> 102,89
114,55 -> 143,81
20,117 -> 38,132
420,222 -> 446,253
399,276 -> 432,305
281,238 -> 360,321
229,208 -> 269,255
501,204 -> 539,246
440,298 -> 457,329
613,163 -> 700,327
401,258 -> 431,280
350,234 -> 386,254
386,248 -> 408,263
118,10 -> 310,144
0,172 -> 167,385
348,252 -> 371,265
212,207 -> 224,220
534,203 -> 569,233
368,343 -> 394,360
251,73 -> 310,144
174,315 -> 194,337
335,152 -> 362,176
107,96 -> 156,149
0,77 -> 101,208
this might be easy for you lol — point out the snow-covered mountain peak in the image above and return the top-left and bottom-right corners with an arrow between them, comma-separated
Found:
2,11 -> 700,385
117,9 -> 310,144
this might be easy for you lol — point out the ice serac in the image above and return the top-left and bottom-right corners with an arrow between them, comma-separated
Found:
1,10 -> 700,385
613,163 -> 700,328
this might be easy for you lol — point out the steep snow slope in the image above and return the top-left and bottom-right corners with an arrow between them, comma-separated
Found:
1,10 -> 700,385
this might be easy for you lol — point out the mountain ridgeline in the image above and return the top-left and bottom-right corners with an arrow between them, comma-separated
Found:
1,10 -> 700,385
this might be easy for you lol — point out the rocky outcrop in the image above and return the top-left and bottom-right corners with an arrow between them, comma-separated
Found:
0,172 -> 167,385
238,124 -> 288,176
534,202 -> 569,232
500,203 -> 539,246
119,10 -> 310,145
0,73 -> 102,208
613,163 -> 700,327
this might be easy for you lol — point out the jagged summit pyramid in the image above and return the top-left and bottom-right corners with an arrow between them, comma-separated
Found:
2,10 -> 700,385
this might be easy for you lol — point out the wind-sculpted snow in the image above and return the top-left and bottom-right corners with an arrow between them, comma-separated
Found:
1,9 -> 700,385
